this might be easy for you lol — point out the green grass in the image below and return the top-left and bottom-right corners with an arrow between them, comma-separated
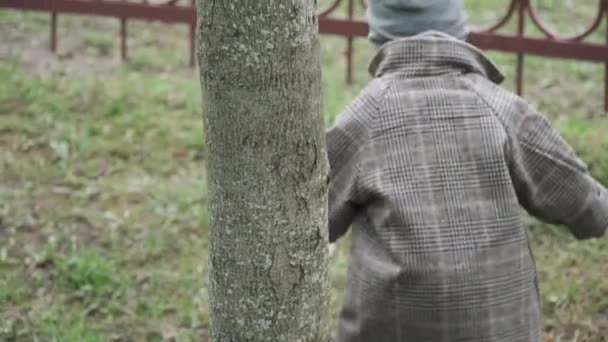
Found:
1,2 -> 608,341
54,248 -> 118,293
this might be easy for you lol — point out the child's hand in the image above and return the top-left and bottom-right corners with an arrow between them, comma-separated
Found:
329,243 -> 337,258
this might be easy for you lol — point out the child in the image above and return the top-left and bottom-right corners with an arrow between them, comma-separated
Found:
326,3 -> 608,341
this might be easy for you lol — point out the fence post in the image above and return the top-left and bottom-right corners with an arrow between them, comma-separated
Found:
189,0 -> 196,67
346,0 -> 355,84
516,0 -> 526,96
50,12 -> 57,52
604,0 -> 608,112
120,0 -> 128,61
120,17 -> 128,61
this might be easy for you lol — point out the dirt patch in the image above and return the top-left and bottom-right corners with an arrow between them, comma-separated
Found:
0,12 -> 195,76
0,18 -> 120,75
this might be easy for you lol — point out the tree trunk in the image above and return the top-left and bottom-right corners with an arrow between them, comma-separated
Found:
197,1 -> 331,341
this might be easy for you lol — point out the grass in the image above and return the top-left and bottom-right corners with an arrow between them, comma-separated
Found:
1,1 -> 608,341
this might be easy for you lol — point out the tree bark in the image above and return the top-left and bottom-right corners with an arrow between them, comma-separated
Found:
197,1 -> 331,341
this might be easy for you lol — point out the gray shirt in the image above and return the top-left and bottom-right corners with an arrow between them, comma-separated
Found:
367,0 -> 468,45
327,32 -> 608,341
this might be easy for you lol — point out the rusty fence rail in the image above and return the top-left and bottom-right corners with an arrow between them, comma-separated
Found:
1,0 -> 608,109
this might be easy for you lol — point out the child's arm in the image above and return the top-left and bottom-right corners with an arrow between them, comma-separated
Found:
326,114 -> 362,243
505,105 -> 608,239
326,82 -> 381,242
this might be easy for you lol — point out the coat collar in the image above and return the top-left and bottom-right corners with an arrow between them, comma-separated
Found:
369,31 -> 504,84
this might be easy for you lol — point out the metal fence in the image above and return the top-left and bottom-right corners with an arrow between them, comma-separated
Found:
2,0 -> 608,109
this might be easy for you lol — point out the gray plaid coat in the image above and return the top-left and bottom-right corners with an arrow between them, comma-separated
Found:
327,32 -> 608,342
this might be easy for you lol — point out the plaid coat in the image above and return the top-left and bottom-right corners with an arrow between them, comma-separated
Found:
327,32 -> 608,342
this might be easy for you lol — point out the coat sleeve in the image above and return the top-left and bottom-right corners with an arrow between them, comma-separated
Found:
504,103 -> 608,239
326,82 -> 382,242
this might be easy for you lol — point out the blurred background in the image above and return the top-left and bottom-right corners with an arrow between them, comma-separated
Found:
1,0 -> 608,340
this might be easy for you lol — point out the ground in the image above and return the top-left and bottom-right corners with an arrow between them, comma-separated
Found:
1,1 -> 608,341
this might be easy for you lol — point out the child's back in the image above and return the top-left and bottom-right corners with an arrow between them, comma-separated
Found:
327,32 -> 608,342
